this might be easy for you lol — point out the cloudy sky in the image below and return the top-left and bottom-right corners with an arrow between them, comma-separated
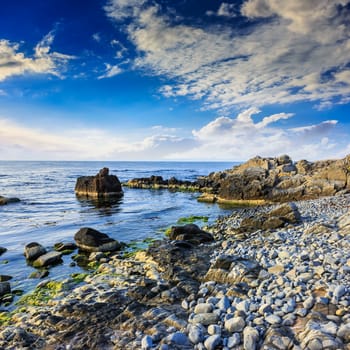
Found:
0,0 -> 350,161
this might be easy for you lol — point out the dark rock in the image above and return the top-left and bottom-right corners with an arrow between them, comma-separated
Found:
29,270 -> 49,279
75,167 -> 123,197
32,251 -> 63,268
24,242 -> 47,260
0,281 -> 11,297
0,247 -> 7,256
74,227 -> 122,252
54,242 -> 78,252
169,224 -> 214,245
269,202 -> 301,223
0,195 -> 20,205
0,275 -> 12,282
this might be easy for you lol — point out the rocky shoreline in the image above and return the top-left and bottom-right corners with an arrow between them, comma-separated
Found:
1,194 -> 350,349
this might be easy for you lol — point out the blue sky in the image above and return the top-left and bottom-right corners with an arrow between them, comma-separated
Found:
0,0 -> 350,161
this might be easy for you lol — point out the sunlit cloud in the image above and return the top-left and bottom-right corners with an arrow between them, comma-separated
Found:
0,32 -> 74,81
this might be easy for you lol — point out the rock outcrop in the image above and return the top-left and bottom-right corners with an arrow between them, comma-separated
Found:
74,227 -> 122,252
75,167 -> 123,197
201,154 -> 350,203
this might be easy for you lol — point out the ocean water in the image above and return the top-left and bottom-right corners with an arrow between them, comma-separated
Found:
0,161 -> 235,294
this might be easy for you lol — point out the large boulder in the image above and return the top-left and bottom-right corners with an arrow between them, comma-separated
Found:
74,227 -> 122,252
0,196 -> 20,205
75,167 -> 123,197
169,224 -> 214,245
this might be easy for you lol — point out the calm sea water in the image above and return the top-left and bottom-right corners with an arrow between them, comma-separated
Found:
0,161 -> 235,294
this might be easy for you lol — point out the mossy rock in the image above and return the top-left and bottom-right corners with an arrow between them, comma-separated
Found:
177,215 -> 209,224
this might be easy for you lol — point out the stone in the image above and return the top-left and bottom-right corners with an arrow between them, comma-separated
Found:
32,251 -> 62,268
0,275 -> 12,282
303,296 -> 315,310
217,296 -> 231,311
208,325 -> 221,336
167,332 -> 189,345
0,247 -> 7,256
265,314 -> 281,325
0,281 -> 11,297
24,242 -> 47,260
53,242 -> 77,252
243,326 -> 260,350
190,313 -> 219,326
204,335 -> 221,350
194,303 -> 214,314
169,224 -> 214,245
188,325 -> 204,344
227,333 -> 241,348
268,265 -> 285,274
224,317 -> 245,333
74,227 -> 121,252
75,167 -> 123,197
141,335 -> 153,349
0,196 -> 20,205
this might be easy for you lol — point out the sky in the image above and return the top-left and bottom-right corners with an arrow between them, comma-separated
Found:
0,0 -> 350,161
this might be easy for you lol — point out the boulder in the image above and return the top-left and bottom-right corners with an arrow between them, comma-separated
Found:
0,282 -> 11,297
75,167 -> 123,197
169,224 -> 214,245
74,227 -> 122,252
0,196 -> 20,205
32,251 -> 63,268
24,242 -> 47,260
268,203 -> 301,223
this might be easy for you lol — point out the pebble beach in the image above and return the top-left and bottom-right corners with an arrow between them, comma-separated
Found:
1,194 -> 350,349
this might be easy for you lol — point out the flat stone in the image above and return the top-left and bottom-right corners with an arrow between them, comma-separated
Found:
190,313 -> 219,326
167,332 -> 189,345
265,314 -> 282,325
32,251 -> 62,267
268,265 -> 285,274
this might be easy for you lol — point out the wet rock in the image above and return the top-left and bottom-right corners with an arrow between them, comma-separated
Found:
75,167 -> 123,197
24,242 -> 47,260
0,282 -> 11,297
32,251 -> 62,268
0,247 -> 7,256
169,224 -> 214,244
54,242 -> 78,252
74,227 -> 122,252
0,275 -> 12,282
0,196 -> 20,205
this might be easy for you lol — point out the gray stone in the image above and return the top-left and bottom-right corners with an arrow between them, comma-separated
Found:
24,242 -> 47,260
303,296 -> 315,309
188,325 -> 204,344
167,332 -> 189,345
227,333 -> 241,348
208,325 -> 221,336
204,335 -> 221,350
194,303 -> 213,314
217,296 -> 231,311
225,317 -> 245,333
32,251 -> 62,267
191,313 -> 219,326
265,314 -> 281,325
243,326 -> 260,350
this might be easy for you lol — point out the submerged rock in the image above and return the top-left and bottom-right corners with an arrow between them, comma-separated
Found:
0,282 -> 11,297
75,167 -> 123,197
32,251 -> 63,268
0,247 -> 7,256
74,227 -> 122,252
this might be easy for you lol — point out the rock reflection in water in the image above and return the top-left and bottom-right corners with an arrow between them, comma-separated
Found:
76,195 -> 123,216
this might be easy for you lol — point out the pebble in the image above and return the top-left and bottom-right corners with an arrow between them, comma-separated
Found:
224,317 -> 245,333
243,326 -> 259,350
204,335 -> 221,350
227,333 -> 240,348
166,332 -> 189,345
265,314 -> 282,325
141,335 -> 153,350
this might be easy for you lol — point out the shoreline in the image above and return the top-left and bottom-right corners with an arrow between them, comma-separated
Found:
1,194 -> 350,349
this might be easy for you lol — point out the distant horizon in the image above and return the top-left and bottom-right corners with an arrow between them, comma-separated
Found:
1,0 -> 350,161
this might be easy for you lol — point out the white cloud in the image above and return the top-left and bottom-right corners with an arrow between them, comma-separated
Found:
217,3 -> 237,17
0,111 -> 347,161
92,33 -> 101,42
105,0 -> 350,112
98,63 -> 123,79
0,32 -> 74,81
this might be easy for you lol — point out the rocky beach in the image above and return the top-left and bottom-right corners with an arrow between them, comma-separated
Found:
1,157 -> 350,349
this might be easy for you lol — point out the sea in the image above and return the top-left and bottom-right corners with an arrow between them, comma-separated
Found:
0,161 -> 237,296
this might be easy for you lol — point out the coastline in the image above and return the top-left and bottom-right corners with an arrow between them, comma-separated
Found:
1,194 -> 350,349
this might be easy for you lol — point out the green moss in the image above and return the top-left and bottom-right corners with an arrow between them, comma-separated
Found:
87,261 -> 99,270
0,260 -> 9,264
60,249 -> 74,255
16,280 -> 63,307
164,227 -> 172,237
177,215 -> 209,224
0,312 -> 11,326
70,273 -> 88,283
